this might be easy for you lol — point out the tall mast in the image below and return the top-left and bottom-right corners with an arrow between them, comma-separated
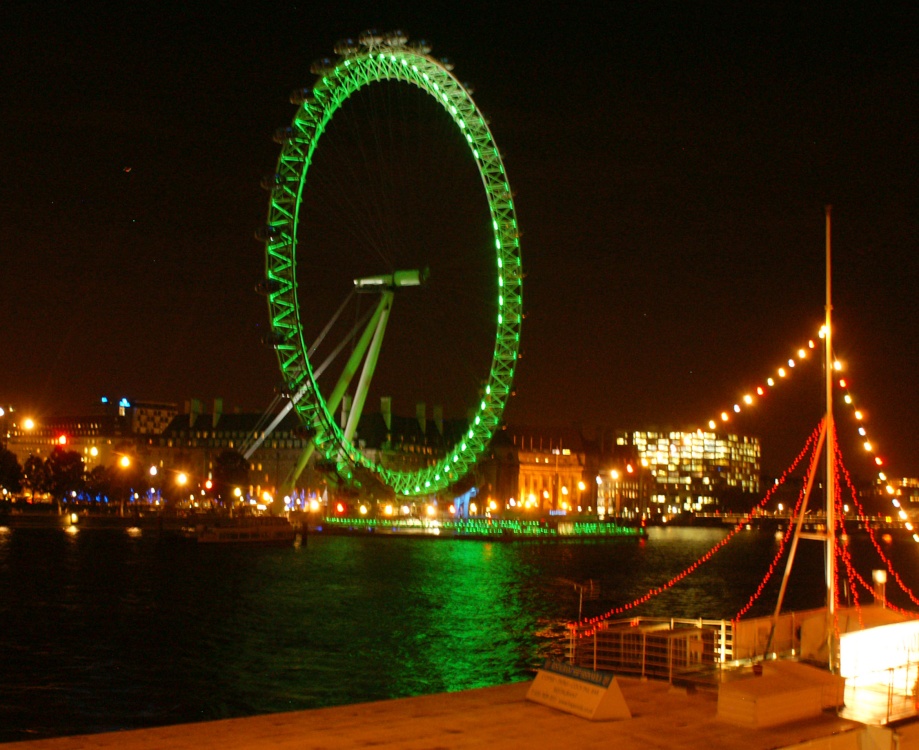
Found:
824,205 -> 836,664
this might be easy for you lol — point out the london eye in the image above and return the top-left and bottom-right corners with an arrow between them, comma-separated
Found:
258,31 -> 522,498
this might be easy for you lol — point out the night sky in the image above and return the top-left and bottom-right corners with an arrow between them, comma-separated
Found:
2,2 -> 916,476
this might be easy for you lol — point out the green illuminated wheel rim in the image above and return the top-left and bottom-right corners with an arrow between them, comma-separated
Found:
261,32 -> 522,497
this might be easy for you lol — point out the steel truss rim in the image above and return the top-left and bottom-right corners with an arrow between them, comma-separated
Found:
263,42 -> 522,497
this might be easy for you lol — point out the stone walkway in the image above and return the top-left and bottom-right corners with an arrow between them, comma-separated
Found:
6,678 -> 919,749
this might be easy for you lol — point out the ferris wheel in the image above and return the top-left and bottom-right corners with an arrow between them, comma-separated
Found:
258,31 -> 522,497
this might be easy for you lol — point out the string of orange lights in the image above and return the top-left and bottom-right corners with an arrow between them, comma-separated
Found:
706,324 -> 911,542
571,319 -> 916,634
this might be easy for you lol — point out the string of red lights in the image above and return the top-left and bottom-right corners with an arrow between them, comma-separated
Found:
570,318 -> 919,636
834,505 -> 865,629
571,424 -> 823,635
733,435 -> 821,620
836,438 -> 919,608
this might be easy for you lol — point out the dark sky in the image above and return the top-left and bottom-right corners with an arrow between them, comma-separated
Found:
2,1 -> 916,476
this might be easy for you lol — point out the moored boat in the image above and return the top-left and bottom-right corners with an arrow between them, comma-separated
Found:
189,515 -> 298,545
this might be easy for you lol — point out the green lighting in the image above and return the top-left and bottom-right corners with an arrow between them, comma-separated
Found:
264,40 -> 521,496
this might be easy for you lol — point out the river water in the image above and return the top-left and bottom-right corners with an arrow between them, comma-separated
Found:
1,524 -> 917,742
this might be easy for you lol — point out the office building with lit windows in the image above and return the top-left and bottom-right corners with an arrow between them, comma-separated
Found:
614,430 -> 761,515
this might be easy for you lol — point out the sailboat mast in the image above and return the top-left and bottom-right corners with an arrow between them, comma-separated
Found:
824,205 -> 836,628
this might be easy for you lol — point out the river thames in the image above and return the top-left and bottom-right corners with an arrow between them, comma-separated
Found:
2,524 -> 918,742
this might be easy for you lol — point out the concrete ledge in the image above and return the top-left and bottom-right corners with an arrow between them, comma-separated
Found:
4,677 -> 868,750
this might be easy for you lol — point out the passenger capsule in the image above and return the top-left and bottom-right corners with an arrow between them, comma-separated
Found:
462,81 -> 475,94
359,29 -> 384,47
273,126 -> 294,144
260,173 -> 297,191
439,57 -> 455,71
289,88 -> 312,105
254,278 -> 282,295
409,39 -> 432,54
333,38 -> 359,55
261,330 -> 292,348
386,29 -> 408,46
309,57 -> 336,75
254,224 -> 285,242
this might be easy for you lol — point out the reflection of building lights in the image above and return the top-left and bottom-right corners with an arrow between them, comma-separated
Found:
470,502 -> 478,514
149,466 -> 157,476
426,504 -> 436,516
359,505 -> 368,515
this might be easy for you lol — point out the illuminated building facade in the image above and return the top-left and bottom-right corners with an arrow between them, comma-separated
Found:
486,427 -> 592,513
617,430 -> 761,514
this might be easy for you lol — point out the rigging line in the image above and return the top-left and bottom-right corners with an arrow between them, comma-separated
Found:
576,423 -> 825,632
835,530 -> 864,627
734,476 -> 809,620
835,437 -> 919,607
848,567 -> 919,619
739,420 -> 827,623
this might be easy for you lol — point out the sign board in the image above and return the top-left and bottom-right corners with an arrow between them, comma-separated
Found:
526,659 -> 631,721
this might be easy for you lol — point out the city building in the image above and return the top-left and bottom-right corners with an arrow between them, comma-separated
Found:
487,426 -> 592,513
617,429 -> 761,515
5,398 -> 181,473
4,396 -> 765,518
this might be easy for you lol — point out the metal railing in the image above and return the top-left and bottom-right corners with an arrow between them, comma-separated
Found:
567,617 -> 734,683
